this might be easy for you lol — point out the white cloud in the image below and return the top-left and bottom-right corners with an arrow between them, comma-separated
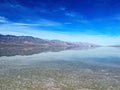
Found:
0,16 -> 9,23
12,23 -> 40,26
0,17 -> 61,27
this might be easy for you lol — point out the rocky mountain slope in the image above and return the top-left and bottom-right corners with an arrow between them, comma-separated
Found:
0,34 -> 98,47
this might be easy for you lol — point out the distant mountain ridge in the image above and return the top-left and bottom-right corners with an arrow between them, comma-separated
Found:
0,34 -> 98,47
110,45 -> 120,47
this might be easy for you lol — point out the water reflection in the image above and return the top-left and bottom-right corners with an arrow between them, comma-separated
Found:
0,46 -> 93,56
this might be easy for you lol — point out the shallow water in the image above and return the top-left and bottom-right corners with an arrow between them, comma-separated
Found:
0,47 -> 120,90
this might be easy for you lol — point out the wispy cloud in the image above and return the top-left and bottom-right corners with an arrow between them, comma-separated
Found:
64,11 -> 91,24
12,23 -> 39,26
65,12 -> 77,17
37,19 -> 61,26
59,7 -> 66,11
0,16 -> 9,23
12,19 -> 60,26
0,16 -> 61,27
51,6 -> 66,12
65,11 -> 84,18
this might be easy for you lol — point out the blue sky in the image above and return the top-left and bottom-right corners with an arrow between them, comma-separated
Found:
0,0 -> 120,45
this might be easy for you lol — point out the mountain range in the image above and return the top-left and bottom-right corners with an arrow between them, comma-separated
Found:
0,34 -> 98,47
